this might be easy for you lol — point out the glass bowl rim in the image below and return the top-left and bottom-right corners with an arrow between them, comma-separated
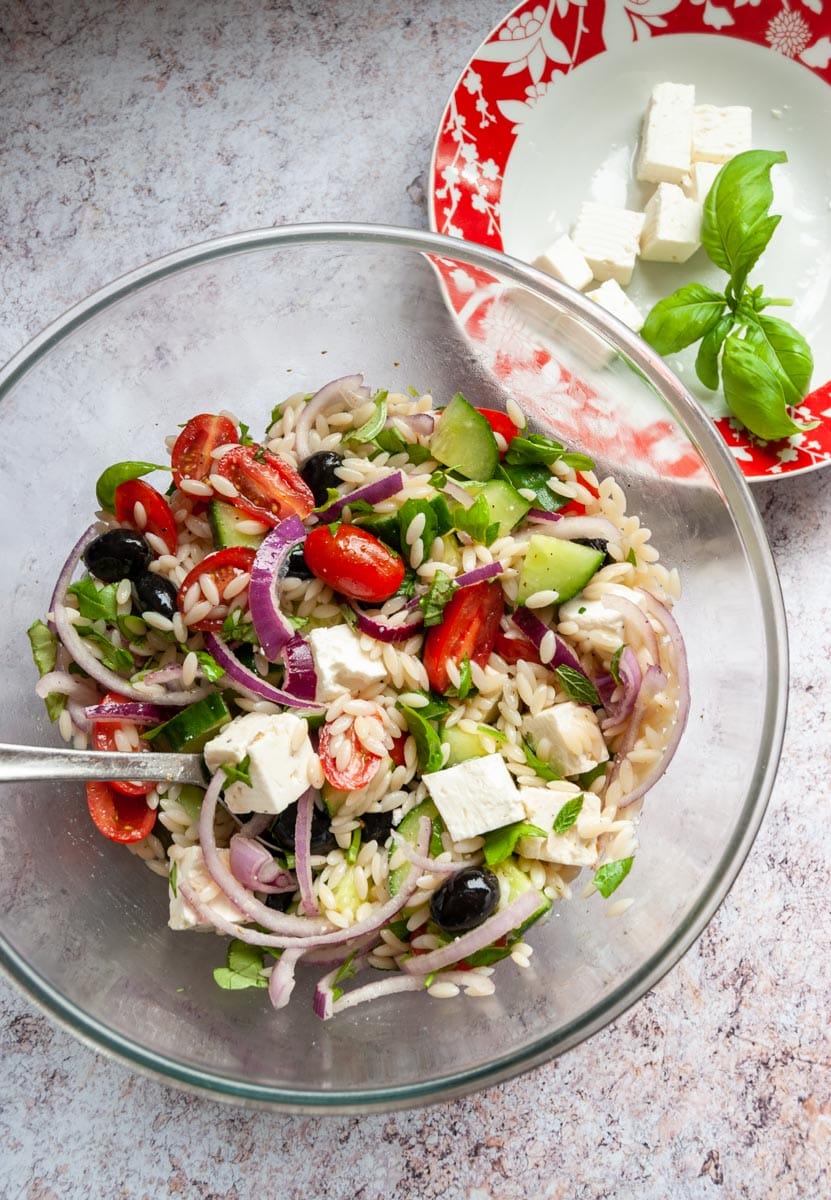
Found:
0,222 -> 788,1113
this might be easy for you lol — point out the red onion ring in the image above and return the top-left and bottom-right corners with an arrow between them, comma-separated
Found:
314,470 -> 405,524
602,592 -> 660,664
392,838 -> 460,876
351,604 -> 424,644
294,787 -> 319,916
442,479 -> 475,509
455,562 -> 504,587
600,647 -> 642,734
248,515 -> 306,660
228,834 -> 296,895
511,608 -> 588,677
294,374 -> 370,462
526,509 -> 562,523
526,514 -> 620,543
203,633 -> 324,712
84,701 -> 170,725
268,948 -> 305,1010
401,888 -> 545,975
281,635 -> 318,701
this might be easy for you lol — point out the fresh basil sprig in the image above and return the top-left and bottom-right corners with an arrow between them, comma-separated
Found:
642,150 -> 817,442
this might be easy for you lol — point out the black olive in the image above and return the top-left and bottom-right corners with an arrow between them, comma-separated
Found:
300,451 -> 343,507
133,571 -> 178,618
265,890 -> 294,912
263,801 -> 337,855
573,537 -> 611,560
285,545 -> 314,580
361,810 -> 394,843
430,866 -> 500,934
83,529 -> 152,583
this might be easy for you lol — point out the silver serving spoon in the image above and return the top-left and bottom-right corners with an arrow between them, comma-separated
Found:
0,743 -> 208,787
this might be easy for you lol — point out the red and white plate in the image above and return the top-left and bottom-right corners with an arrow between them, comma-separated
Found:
429,0 -> 831,481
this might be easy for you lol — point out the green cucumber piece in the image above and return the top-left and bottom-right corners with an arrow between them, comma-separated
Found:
209,500 -> 265,551
352,513 -> 402,552
441,722 -> 504,766
388,800 -> 445,897
464,478 -> 531,538
517,535 -> 604,605
147,692 -> 232,753
430,393 -> 499,481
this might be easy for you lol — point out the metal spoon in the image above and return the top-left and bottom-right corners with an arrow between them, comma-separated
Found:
0,743 -> 208,787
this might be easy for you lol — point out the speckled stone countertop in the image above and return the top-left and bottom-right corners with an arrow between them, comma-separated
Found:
2,2 -> 829,1197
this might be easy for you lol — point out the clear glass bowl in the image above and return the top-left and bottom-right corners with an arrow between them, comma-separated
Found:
0,225 -> 787,1111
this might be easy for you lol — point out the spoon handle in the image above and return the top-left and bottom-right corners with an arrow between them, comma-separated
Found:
0,743 -> 207,786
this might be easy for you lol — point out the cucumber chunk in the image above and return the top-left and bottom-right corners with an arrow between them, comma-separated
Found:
147,692 -> 232,753
464,479 -> 531,538
388,799 -> 445,897
442,724 -> 503,766
430,393 -> 499,481
517,535 -> 604,605
209,500 -> 265,551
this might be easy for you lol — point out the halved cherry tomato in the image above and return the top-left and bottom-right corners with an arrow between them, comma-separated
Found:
475,407 -> 520,456
304,524 -> 405,603
92,691 -> 153,797
114,479 -> 178,555
389,733 -> 408,768
177,546 -> 256,632
171,414 -> 238,487
318,723 -> 382,791
423,580 -> 504,694
213,445 -> 314,526
494,631 -> 541,666
86,781 -> 156,844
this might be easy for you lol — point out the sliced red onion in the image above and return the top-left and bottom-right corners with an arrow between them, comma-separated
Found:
602,592 -> 660,664
326,974 -> 428,1019
203,633 -> 324,712
237,812 -> 272,838
229,834 -> 296,895
442,479 -> 475,509
248,516 -> 306,661
67,699 -> 93,733
294,374 -> 370,462
391,412 -> 435,438
526,515 -> 620,543
314,470 -> 405,524
36,671 -> 97,702
352,603 -> 424,644
268,948 -> 305,1010
455,562 -> 504,588
526,509 -> 562,523
294,787 -> 319,916
511,608 -> 588,677
84,701 -> 170,725
401,888 -> 545,975
281,635 -> 318,701
392,838 -> 460,876
600,647 -> 642,734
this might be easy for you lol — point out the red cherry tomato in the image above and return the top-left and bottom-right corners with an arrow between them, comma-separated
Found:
423,580 -> 504,694
86,781 -> 156,844
304,524 -> 406,603
556,478 -> 601,517
171,414 -> 238,487
114,479 -> 178,555
475,408 -> 520,456
91,691 -> 153,797
493,631 -> 541,666
389,733 -> 408,767
213,445 -> 315,526
176,546 -> 256,632
318,724 -> 382,791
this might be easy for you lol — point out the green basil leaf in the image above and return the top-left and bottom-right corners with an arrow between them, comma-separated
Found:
641,284 -> 727,355
27,619 -> 58,677
609,644 -> 626,687
695,312 -> 734,391
76,628 -> 135,673
237,421 -> 255,446
552,794 -> 584,835
221,608 -> 258,644
95,461 -> 169,512
744,313 -> 814,406
554,666 -> 600,707
451,493 -> 497,544
349,391 -> 388,443
418,570 -> 457,628
404,691 -> 451,721
398,498 -> 437,561
722,335 -> 815,441
702,150 -> 787,289
446,654 -> 473,701
626,548 -> 638,567
505,433 -> 566,467
593,856 -> 634,898
373,427 -> 408,456
398,705 -> 445,773
560,451 -> 595,471
521,738 -> 561,782
193,651 -> 225,684
497,463 -> 569,512
482,820 -> 547,867
429,494 -> 454,536
407,444 -> 433,465
214,940 -> 268,990
66,579 -> 120,622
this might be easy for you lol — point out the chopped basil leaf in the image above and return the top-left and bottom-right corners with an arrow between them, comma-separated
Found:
214,939 -> 268,990
418,570 -> 457,628
429,494 -> 453,535
95,461 -> 169,512
221,754 -> 252,788
552,794 -> 584,835
398,705 -> 444,773
407,444 -> 432,465
386,917 -> 410,941
398,498 -> 437,561
451,493 -> 499,545
221,608 -> 258,644
521,738 -> 562,782
168,861 -> 178,897
505,433 -> 566,467
340,604 -> 358,628
446,654 -> 472,700
44,693 -> 67,722
482,820 -> 547,866
560,451 -> 595,470
497,462 -> 569,512
344,498 -> 376,517
27,619 -> 58,676
477,724 -> 507,744
287,613 -> 310,631
76,628 -> 135,673
593,856 -> 634,898
66,579 -> 119,622
349,391 -> 388,443
554,665 -> 600,707
626,547 -> 638,566
194,651 -> 225,683
609,644 -> 627,686
117,614 -> 146,642
372,427 -> 408,456
405,691 -> 451,721
429,470 -> 448,489
578,762 -> 608,789
238,421 -> 255,446
394,570 -> 418,599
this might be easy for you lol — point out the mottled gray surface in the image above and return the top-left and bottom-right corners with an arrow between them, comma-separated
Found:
2,2 -> 830,1197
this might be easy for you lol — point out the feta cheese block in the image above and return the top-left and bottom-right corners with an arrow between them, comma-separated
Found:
683,160 -> 721,205
307,624 -> 386,703
533,234 -> 594,292
692,104 -> 752,163
640,182 -> 702,264
571,202 -> 645,287
585,279 -> 645,333
636,82 -> 695,185
423,754 -> 525,843
515,787 -> 599,867
558,597 -> 626,643
168,845 -> 248,930
522,702 -> 609,778
204,711 -> 315,815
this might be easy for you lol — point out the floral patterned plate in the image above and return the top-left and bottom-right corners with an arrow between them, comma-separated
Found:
429,0 -> 831,480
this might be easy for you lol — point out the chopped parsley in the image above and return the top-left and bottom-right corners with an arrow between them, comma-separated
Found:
418,570 -> 457,628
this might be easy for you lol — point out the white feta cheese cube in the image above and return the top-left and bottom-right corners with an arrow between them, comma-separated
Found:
533,234 -> 594,292
558,597 -> 626,641
683,160 -> 721,204
636,82 -> 695,185
516,787 -> 600,866
423,754 -> 525,843
522,702 -> 609,779
585,279 -> 645,333
572,202 -> 645,287
204,711 -> 315,815
168,846 -> 248,931
692,104 -> 752,163
640,182 -> 702,264
306,624 -> 386,703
